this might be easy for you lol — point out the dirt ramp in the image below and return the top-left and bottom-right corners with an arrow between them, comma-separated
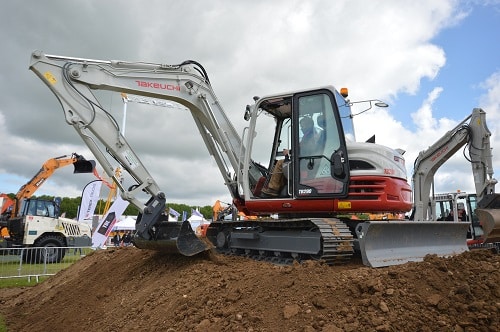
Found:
0,247 -> 498,332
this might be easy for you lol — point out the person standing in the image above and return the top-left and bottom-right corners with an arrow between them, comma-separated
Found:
112,232 -> 121,247
122,231 -> 132,247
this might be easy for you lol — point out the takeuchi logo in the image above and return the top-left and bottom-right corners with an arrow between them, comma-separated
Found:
431,145 -> 449,162
135,80 -> 181,91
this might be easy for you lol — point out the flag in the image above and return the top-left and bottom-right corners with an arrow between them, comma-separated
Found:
168,207 -> 180,218
77,180 -> 103,222
191,209 -> 203,218
91,195 -> 129,249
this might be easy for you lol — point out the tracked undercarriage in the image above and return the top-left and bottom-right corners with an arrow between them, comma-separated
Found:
205,218 -> 355,265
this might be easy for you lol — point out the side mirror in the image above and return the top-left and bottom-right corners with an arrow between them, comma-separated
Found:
54,197 -> 61,218
244,105 -> 251,121
331,151 -> 345,178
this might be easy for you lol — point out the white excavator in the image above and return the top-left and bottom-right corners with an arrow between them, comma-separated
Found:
410,108 -> 500,250
28,51 -> 500,267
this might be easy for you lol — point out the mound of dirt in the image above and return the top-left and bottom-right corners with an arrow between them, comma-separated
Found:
0,247 -> 498,332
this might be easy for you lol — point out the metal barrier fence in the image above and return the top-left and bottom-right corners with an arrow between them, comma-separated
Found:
0,247 -> 93,282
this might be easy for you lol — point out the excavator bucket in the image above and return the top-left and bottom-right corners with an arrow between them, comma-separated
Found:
475,209 -> 500,243
475,193 -> 500,243
356,221 -> 469,268
133,220 -> 211,256
73,159 -> 96,174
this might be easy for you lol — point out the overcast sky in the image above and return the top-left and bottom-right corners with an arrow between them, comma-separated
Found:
0,0 -> 499,209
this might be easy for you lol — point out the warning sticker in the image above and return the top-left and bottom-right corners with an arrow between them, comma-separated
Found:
44,71 -> 57,85
338,201 -> 351,209
122,150 -> 139,170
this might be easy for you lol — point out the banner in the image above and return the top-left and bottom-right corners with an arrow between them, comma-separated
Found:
77,180 -> 103,222
91,195 -> 129,249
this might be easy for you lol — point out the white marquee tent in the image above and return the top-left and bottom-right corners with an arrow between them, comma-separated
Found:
112,216 -> 136,231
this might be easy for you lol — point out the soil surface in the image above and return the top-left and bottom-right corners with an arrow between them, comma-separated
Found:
0,247 -> 498,332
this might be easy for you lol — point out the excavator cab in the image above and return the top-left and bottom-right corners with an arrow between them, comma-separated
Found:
431,192 -> 500,251
246,89 -> 351,202
242,87 -> 411,216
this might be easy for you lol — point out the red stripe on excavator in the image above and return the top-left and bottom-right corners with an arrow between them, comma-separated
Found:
239,176 -> 412,215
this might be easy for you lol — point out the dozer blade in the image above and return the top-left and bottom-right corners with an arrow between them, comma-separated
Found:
133,220 -> 211,256
356,221 -> 469,268
475,209 -> 500,243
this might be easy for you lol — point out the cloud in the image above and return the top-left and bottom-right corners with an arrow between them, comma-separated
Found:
0,0 -> 497,208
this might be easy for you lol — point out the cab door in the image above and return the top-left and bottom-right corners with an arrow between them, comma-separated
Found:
292,90 -> 350,198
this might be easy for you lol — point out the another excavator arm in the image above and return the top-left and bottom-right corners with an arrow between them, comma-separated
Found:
412,108 -> 500,242
11,153 -> 94,218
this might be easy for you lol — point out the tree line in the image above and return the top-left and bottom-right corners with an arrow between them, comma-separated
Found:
2,193 -> 214,220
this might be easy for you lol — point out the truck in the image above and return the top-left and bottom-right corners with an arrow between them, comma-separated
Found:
28,51 -> 500,267
0,153 -> 96,263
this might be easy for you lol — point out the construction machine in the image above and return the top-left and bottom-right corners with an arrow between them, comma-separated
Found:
410,108 -> 500,250
9,153 -> 96,218
431,191 -> 499,252
29,51 -> 486,267
0,153 -> 95,263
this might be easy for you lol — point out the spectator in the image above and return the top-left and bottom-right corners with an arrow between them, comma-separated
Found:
122,231 -> 132,247
112,232 -> 121,247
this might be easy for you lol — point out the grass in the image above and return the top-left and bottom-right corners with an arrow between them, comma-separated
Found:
0,248 -> 93,331
0,255 -> 77,282
0,317 -> 5,332
0,276 -> 49,288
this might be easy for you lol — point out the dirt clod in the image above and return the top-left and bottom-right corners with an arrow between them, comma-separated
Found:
0,247 -> 498,331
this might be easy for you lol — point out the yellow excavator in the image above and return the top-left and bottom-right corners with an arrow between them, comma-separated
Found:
9,153 -> 95,218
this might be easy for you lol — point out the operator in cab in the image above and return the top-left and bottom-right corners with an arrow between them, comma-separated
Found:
261,116 -> 321,197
